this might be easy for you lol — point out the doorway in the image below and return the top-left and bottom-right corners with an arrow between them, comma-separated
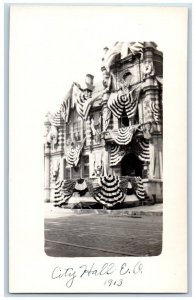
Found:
121,153 -> 143,177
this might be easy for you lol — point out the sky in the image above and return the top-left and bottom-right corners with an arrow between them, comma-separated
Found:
9,5 -> 168,116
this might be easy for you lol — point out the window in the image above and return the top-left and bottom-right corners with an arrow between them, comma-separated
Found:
82,155 -> 89,178
72,167 -> 81,180
64,167 -> 71,180
119,108 -> 129,128
73,116 -> 82,141
122,72 -> 132,87
107,113 -> 113,130
66,112 -> 82,142
66,123 -> 71,144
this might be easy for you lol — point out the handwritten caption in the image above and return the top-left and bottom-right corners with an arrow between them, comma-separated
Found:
51,261 -> 143,288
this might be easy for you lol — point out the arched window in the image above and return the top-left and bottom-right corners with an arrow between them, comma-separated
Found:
122,72 -> 132,86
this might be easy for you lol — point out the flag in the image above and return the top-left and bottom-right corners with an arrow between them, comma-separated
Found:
130,177 -> 145,200
107,84 -> 141,119
110,145 -> 126,166
87,175 -> 127,208
132,138 -> 150,162
109,126 -> 137,145
65,138 -> 85,167
150,100 -> 162,124
53,179 -> 76,206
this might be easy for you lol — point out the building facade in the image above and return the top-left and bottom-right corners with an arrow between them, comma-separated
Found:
44,41 -> 163,208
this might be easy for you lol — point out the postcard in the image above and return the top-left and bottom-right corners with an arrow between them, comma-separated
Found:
9,5 -> 188,293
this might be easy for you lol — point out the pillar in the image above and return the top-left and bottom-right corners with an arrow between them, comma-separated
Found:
58,125 -> 64,152
44,114 -> 51,202
113,115 -> 119,130
44,146 -> 50,202
86,116 -> 91,146
102,92 -> 111,131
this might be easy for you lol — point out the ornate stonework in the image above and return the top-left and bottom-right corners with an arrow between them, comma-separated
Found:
44,41 -> 163,206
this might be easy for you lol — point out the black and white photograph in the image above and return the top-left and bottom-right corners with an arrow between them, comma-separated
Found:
44,41 -> 163,258
8,4 -> 188,293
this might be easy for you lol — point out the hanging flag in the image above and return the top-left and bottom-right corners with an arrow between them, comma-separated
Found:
130,177 -> 145,200
71,84 -> 95,120
119,177 -> 129,194
53,179 -> 76,207
50,110 -> 62,127
107,85 -> 141,119
74,179 -> 88,196
110,145 -> 126,166
109,126 -> 136,145
65,139 -> 85,167
86,179 -> 101,197
150,100 -> 162,123
87,175 -> 127,208
132,138 -> 150,162
63,84 -> 74,122
65,145 -> 81,166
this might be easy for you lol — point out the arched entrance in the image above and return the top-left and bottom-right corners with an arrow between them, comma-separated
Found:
121,153 -> 143,177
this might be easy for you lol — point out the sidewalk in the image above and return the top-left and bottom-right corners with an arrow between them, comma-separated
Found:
45,201 -> 163,218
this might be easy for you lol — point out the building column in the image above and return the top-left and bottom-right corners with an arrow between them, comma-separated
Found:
86,116 -> 91,146
58,125 -> 64,152
44,114 -> 51,202
102,92 -> 111,131
149,134 -> 162,180
113,115 -> 119,130
44,147 -> 50,202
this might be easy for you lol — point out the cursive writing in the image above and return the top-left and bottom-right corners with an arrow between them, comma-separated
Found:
79,263 -> 115,278
51,266 -> 76,288
51,261 -> 143,288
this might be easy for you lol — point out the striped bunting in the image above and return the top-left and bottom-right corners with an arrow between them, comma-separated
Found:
50,103 -> 65,127
130,177 -> 145,200
110,145 -> 126,166
132,138 -> 150,162
87,175 -> 127,209
72,83 -> 93,120
65,144 -> 82,167
107,86 -> 140,119
119,177 -> 129,194
109,126 -> 135,145
150,100 -> 162,123
75,93 -> 88,119
53,179 -> 76,206
85,179 -> 101,196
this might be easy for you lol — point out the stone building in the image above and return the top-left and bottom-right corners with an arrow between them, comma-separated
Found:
44,41 -> 163,208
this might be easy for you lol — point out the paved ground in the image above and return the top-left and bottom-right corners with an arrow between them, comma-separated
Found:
45,205 -> 162,257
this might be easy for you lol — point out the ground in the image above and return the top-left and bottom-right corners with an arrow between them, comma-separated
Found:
44,203 -> 162,257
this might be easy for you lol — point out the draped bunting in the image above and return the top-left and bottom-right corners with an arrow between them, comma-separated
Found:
86,175 -> 127,208
150,101 -> 162,123
103,42 -> 144,72
74,179 -> 88,196
53,179 -> 76,207
50,107 -> 64,127
119,177 -> 129,194
130,177 -> 145,200
107,85 -> 141,119
72,83 -> 102,120
53,82 -> 105,123
65,138 -> 85,167
109,126 -> 137,145
65,145 -> 82,167
132,138 -> 150,162
110,145 -> 126,166
52,176 -> 147,208
75,93 -> 91,120
85,179 -> 101,194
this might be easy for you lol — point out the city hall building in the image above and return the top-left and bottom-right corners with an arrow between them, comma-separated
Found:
44,41 -> 163,209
